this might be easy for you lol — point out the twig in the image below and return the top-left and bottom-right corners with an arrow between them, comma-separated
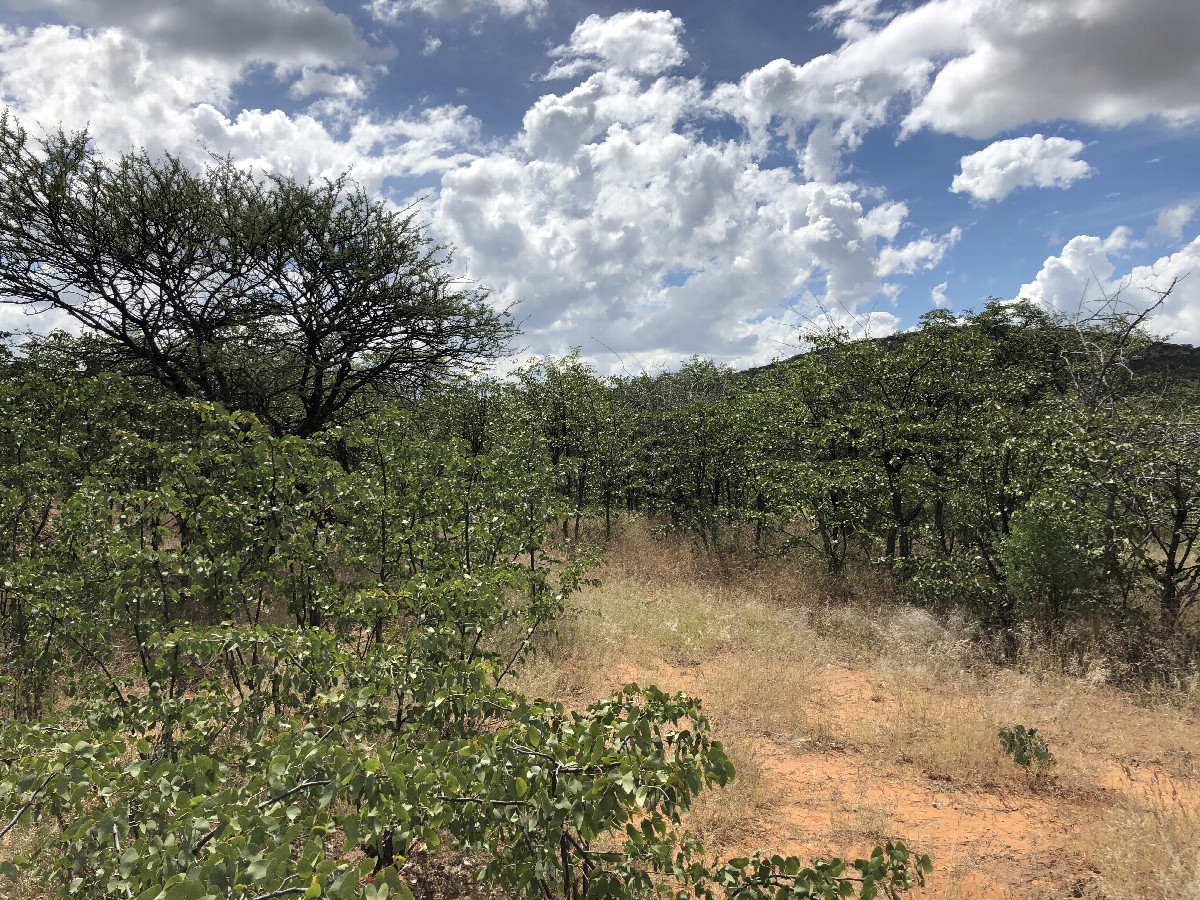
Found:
256,779 -> 331,812
101,794 -> 133,899
435,795 -> 531,808
250,877 -> 307,900
516,815 -> 555,900
0,773 -> 52,841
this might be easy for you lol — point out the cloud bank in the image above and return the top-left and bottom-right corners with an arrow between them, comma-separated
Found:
1019,229 -> 1200,343
2,0 -> 1199,362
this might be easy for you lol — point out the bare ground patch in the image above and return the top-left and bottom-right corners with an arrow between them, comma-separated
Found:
514,525 -> 1200,900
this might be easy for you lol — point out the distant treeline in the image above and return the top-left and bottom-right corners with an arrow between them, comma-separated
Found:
431,301 -> 1200,636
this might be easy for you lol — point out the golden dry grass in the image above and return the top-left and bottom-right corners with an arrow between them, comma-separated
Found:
516,518 -> 1200,900
0,821 -> 55,900
1080,778 -> 1200,900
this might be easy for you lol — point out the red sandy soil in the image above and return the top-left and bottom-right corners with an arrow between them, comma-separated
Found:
591,656 -> 1196,900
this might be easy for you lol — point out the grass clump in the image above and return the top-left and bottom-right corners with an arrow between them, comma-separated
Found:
1083,781 -> 1200,900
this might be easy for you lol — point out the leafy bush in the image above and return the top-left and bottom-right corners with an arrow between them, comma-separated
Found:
997,725 -> 1056,773
0,362 -> 929,900
1000,499 -> 1104,621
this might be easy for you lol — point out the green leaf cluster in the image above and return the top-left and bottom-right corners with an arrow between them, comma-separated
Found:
997,725 -> 1056,774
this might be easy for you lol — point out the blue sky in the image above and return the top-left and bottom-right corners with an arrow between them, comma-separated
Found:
1,0 -> 1198,371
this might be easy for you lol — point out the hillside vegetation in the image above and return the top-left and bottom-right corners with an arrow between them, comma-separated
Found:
3,295 -> 1199,900
1,128 -> 1197,900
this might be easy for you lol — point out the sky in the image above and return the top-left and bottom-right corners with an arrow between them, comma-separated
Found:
0,0 -> 1198,372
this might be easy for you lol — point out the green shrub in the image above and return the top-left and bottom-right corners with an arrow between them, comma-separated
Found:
1000,500 -> 1103,621
998,724 -> 1057,773
0,374 -> 929,900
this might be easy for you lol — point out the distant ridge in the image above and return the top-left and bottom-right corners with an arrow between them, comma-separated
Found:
746,339 -> 1200,384
1130,341 -> 1200,382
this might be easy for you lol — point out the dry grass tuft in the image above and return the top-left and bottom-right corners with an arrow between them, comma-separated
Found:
686,735 -> 769,850
1082,777 -> 1200,900
0,821 -> 55,900
862,680 -> 1010,787
701,649 -> 816,743
519,517 -> 1200,899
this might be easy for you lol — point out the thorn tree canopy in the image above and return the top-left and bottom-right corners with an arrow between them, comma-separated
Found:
0,112 -> 514,436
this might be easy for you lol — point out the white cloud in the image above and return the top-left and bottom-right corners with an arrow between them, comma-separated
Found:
900,0 -> 1200,138
711,0 -> 979,177
546,10 -> 687,80
714,0 -> 1200,179
1152,202 -> 1197,240
931,281 -> 949,307
0,8 -> 956,370
877,227 -> 962,276
1102,225 -> 1137,254
794,306 -> 902,344
289,68 -> 367,100
11,2 -> 1193,369
431,68 -> 948,368
0,302 -> 81,337
1018,230 -> 1200,343
812,0 -> 895,39
519,70 -> 704,161
0,3 -> 404,172
0,25 -> 237,152
712,50 -> 933,179
0,23 -> 479,188
861,201 -> 908,241
951,134 -> 1091,203
199,103 -> 481,182
366,0 -> 545,23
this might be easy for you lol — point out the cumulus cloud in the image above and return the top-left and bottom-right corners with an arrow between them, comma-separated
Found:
2,1 -> 393,147
930,281 -> 949,307
431,67 -> 951,367
0,24 -> 479,189
795,306 -> 901,344
711,27 -> 944,179
192,104 -> 481,184
0,24 -> 237,151
12,1 -> 1192,368
366,0 -> 546,23
519,70 -> 704,161
812,0 -> 896,39
3,10 -> 949,369
1018,229 -> 1200,343
289,68 -> 367,100
951,134 -> 1091,203
1152,202 -> 1197,240
900,0 -> 1200,138
714,0 -> 1200,178
545,11 -> 687,79
877,227 -> 962,276
0,302 -> 81,337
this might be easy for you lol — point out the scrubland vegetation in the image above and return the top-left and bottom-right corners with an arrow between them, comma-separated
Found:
522,524 -> 1199,899
1,122 -> 1198,900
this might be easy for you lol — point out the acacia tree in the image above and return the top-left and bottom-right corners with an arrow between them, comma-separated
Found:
0,114 -> 513,436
